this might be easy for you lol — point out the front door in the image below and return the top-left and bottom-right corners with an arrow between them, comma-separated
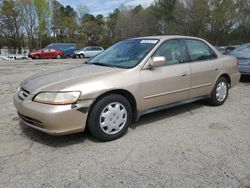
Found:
140,39 -> 191,111
41,49 -> 51,59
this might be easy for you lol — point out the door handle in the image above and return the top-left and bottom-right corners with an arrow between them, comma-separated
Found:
181,73 -> 188,77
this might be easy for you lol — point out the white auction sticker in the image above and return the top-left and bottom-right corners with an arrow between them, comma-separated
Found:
140,40 -> 158,44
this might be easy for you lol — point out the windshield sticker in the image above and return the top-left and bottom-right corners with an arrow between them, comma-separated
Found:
140,40 -> 158,44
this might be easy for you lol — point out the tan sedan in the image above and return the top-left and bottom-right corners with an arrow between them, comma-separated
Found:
13,36 -> 240,141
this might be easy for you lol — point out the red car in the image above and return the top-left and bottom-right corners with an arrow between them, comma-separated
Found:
28,48 -> 64,59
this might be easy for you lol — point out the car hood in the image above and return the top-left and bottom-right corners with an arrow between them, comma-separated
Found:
21,64 -> 122,94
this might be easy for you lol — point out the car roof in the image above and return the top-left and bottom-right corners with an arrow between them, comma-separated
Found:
85,46 -> 103,48
132,35 -> 204,41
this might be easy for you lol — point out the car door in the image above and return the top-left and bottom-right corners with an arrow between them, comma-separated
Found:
140,39 -> 191,111
84,47 -> 92,57
49,49 -> 57,58
41,49 -> 50,59
185,39 -> 221,98
92,47 -> 102,56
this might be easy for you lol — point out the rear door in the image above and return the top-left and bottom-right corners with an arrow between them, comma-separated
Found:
185,39 -> 221,98
48,49 -> 57,58
140,39 -> 191,111
92,47 -> 103,56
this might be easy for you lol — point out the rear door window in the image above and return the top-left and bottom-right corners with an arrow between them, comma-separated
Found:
185,39 -> 217,62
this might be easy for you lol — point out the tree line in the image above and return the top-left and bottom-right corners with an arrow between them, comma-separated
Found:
0,0 -> 249,53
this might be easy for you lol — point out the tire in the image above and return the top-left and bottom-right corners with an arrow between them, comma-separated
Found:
79,54 -> 85,59
56,54 -> 62,59
208,77 -> 229,106
87,94 -> 132,141
34,55 -> 40,59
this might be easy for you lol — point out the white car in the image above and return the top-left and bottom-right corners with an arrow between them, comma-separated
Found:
0,56 -> 10,60
74,46 -> 104,58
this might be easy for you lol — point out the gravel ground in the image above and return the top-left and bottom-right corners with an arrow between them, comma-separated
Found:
0,60 -> 250,188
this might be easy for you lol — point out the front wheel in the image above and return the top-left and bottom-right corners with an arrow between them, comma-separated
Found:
34,55 -> 40,59
87,94 -> 132,141
56,54 -> 62,59
208,77 -> 229,106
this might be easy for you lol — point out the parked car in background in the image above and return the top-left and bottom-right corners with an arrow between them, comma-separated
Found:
14,36 -> 240,141
216,46 -> 238,54
7,55 -> 29,60
74,46 -> 104,58
0,55 -> 10,60
46,43 -> 77,58
229,43 -> 250,75
28,48 -> 64,59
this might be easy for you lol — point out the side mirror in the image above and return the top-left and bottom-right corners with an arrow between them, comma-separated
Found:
150,56 -> 166,68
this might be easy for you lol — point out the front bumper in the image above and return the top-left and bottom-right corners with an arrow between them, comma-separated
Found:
13,93 -> 93,135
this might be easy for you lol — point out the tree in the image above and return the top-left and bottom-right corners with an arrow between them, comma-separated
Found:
153,0 -> 177,33
17,0 -> 37,50
34,0 -> 51,48
0,0 -> 22,52
114,6 -> 160,41
172,0 -> 210,37
208,0 -> 237,45
79,13 -> 103,46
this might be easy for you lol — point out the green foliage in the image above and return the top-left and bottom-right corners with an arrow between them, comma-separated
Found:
33,0 -> 50,48
0,0 -> 22,51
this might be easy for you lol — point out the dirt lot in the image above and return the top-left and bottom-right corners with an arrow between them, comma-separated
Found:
0,60 -> 250,188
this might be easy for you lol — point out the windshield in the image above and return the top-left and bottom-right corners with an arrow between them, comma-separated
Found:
88,39 -> 159,68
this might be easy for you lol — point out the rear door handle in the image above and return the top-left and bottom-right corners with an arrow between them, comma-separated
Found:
181,73 -> 188,77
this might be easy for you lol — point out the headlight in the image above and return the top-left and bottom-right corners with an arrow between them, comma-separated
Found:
33,91 -> 81,105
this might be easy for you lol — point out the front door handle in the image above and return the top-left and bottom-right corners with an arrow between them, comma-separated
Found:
181,73 -> 188,77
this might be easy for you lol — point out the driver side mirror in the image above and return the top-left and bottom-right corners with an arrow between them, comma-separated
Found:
150,56 -> 166,68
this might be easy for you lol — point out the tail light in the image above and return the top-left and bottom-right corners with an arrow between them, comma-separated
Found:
237,59 -> 240,69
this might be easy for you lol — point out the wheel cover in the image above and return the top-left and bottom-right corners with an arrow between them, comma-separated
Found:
99,102 -> 127,135
216,81 -> 227,102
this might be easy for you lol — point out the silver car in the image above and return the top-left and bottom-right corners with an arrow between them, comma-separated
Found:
74,46 -> 104,58
229,44 -> 250,75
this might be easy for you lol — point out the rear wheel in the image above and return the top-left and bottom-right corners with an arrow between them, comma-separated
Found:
208,77 -> 229,106
87,94 -> 132,141
56,54 -> 62,59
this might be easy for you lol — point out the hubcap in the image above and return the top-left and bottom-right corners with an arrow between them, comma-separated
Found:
216,81 -> 227,102
99,102 -> 127,135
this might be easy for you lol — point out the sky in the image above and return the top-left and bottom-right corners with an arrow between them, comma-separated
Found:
58,0 -> 155,16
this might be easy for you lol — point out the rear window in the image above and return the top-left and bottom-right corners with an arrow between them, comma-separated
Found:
92,47 -> 102,51
46,43 -> 76,50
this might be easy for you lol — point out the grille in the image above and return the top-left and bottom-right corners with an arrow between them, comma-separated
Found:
18,112 -> 44,128
18,88 -> 30,100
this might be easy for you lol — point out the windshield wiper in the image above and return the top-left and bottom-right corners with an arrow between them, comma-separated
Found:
90,62 -> 108,67
90,62 -> 130,69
